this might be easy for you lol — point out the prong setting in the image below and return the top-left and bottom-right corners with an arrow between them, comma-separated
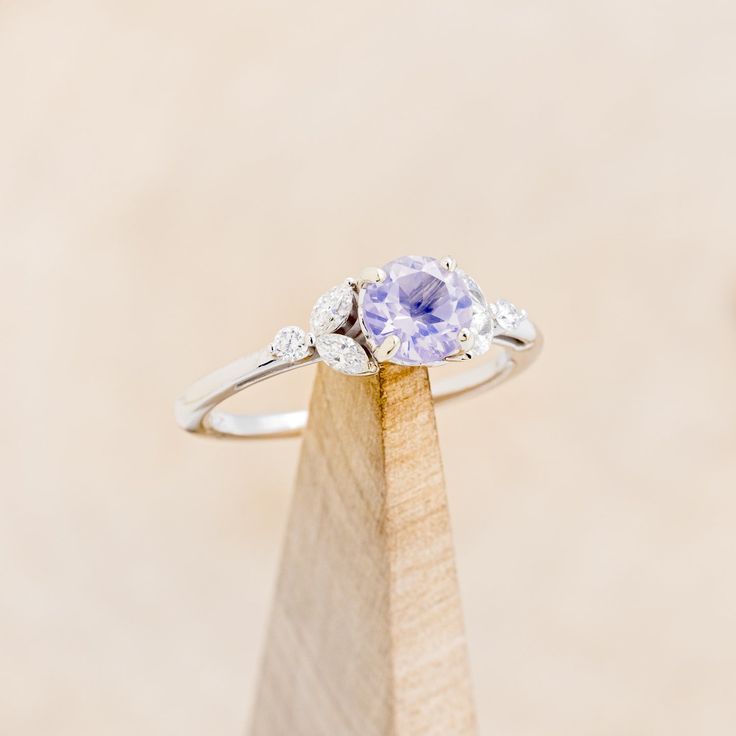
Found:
444,328 -> 477,362
372,334 -> 401,362
357,266 -> 387,289
440,255 -> 457,271
458,328 -> 474,350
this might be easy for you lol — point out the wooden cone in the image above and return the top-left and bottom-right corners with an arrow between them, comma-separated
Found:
250,362 -> 477,736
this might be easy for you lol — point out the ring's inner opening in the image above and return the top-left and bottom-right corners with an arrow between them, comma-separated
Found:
208,344 -> 516,438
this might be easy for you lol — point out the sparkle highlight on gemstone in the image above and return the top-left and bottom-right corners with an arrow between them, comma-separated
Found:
460,272 -> 494,356
271,326 -> 311,363
316,334 -> 376,375
359,255 -> 474,366
310,284 -> 354,336
494,299 -> 526,331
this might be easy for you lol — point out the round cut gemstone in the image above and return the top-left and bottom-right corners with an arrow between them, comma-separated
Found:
360,255 -> 473,365
272,326 -> 311,362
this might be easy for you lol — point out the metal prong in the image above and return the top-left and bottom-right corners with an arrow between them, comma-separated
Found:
357,266 -> 387,288
458,328 -> 475,350
306,332 -> 316,348
445,328 -> 476,362
373,334 -> 401,362
444,351 -> 473,362
359,361 -> 379,376
344,276 -> 358,291
440,255 -> 457,271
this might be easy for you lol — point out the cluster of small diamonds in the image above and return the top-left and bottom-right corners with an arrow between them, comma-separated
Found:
271,281 -> 376,375
460,272 -> 527,356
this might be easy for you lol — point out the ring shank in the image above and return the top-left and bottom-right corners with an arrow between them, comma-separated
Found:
175,320 -> 541,439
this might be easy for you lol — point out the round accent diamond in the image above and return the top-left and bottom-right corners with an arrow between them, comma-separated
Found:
316,334 -> 375,375
310,284 -> 354,336
494,299 -> 525,331
359,255 -> 473,366
272,326 -> 311,362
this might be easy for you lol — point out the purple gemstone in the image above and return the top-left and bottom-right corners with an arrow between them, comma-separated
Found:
359,255 -> 473,365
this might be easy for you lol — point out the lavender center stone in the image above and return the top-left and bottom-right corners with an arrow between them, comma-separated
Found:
360,255 -> 473,365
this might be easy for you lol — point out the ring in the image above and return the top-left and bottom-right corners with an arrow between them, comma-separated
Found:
175,255 -> 542,439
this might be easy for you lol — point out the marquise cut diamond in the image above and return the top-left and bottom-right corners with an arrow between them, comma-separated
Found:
494,299 -> 526,331
310,285 -> 354,336
316,334 -> 375,375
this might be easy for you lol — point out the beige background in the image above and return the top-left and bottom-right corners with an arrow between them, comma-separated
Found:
2,1 -> 735,734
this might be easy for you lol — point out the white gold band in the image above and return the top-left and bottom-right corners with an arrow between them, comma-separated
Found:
175,319 -> 541,439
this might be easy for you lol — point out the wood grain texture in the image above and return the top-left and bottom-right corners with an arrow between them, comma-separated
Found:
250,362 -> 477,736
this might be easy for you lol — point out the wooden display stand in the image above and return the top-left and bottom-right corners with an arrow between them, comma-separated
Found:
250,362 -> 477,736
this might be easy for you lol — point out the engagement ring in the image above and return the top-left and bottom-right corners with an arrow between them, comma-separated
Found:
175,255 -> 542,438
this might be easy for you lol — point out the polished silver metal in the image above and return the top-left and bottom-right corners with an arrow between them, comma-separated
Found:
457,327 -> 474,349
442,327 -> 476,363
373,334 -> 402,363
357,266 -> 387,288
175,257 -> 542,439
440,255 -> 457,271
